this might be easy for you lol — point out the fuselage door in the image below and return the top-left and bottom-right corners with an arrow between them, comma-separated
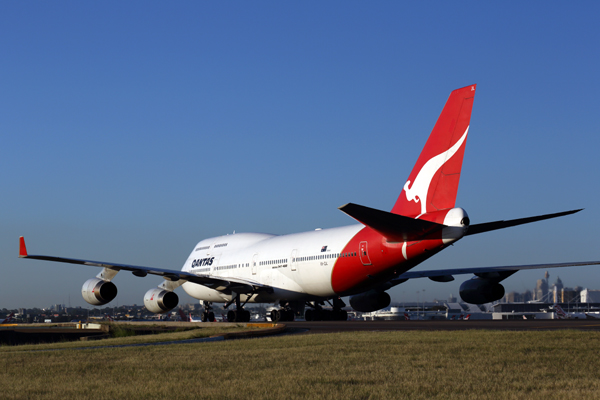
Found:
252,254 -> 259,275
359,241 -> 372,266
291,249 -> 298,271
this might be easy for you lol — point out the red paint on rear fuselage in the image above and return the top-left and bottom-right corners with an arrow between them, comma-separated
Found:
331,208 -> 460,294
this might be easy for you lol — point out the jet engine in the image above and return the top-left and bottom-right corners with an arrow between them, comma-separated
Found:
349,290 -> 391,312
143,288 -> 179,314
459,278 -> 505,304
82,278 -> 118,306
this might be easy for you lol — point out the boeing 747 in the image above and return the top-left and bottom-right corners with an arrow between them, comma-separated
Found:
19,84 -> 600,322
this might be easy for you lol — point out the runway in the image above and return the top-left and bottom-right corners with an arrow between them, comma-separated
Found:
283,319 -> 600,334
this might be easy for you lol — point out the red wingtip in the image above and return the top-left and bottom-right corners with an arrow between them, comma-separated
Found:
19,236 -> 28,258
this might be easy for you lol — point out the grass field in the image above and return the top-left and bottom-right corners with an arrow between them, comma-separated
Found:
1,329 -> 600,399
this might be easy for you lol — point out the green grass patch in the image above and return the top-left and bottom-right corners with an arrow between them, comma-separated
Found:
1,330 -> 599,399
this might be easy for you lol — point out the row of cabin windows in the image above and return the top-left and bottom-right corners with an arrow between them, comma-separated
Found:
261,253 -> 356,266
194,244 -> 228,252
210,252 -> 357,272
260,259 -> 286,266
214,263 -> 250,271
293,252 -> 356,262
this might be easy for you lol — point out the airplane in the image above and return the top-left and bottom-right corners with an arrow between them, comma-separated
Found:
188,313 -> 203,322
18,84 -> 600,323
176,308 -> 203,322
1,313 -> 15,324
176,308 -> 188,322
585,312 -> 600,319
553,304 -> 587,319
553,304 -> 568,319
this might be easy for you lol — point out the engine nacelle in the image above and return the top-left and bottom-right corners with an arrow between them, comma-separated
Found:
459,278 -> 505,304
82,278 -> 118,306
350,290 -> 391,312
144,288 -> 179,314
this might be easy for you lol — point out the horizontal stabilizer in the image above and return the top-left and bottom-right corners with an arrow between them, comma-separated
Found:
389,260 -> 600,286
338,203 -> 446,242
466,209 -> 582,236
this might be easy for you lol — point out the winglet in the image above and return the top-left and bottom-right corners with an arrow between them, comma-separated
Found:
19,236 -> 28,258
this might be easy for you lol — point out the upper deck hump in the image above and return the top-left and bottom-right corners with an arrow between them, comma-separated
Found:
192,232 -> 276,254
190,224 -> 363,256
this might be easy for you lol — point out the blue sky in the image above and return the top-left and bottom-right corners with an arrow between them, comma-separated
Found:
1,2 -> 599,309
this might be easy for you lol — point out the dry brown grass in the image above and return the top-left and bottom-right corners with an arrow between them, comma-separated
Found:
0,324 -> 251,351
1,330 -> 600,399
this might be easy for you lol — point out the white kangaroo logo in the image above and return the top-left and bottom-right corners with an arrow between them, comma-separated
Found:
403,126 -> 469,216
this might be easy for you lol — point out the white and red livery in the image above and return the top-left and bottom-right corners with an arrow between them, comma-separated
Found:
19,85 -> 600,322
1,313 -> 15,324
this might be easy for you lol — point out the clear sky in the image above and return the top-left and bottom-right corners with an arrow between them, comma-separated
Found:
2,2 -> 600,309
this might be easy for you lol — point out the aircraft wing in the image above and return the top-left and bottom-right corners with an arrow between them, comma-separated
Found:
18,237 -> 269,293
389,260 -> 600,286
465,209 -> 582,236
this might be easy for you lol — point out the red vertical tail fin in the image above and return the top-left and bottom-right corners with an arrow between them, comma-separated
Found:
391,85 -> 476,216
1,313 -> 15,324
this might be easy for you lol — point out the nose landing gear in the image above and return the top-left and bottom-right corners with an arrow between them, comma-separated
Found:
200,301 -> 215,322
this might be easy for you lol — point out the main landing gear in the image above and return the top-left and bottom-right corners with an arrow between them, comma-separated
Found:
270,308 -> 295,322
270,300 -> 304,322
304,298 -> 348,321
224,291 -> 252,322
200,301 -> 215,322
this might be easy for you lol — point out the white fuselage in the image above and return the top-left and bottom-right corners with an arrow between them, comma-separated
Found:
181,224 -> 363,303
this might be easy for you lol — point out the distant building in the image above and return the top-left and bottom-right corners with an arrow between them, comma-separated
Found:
581,289 -> 600,303
535,278 -> 548,301
505,292 -> 516,303
561,288 -> 578,303
551,277 -> 564,303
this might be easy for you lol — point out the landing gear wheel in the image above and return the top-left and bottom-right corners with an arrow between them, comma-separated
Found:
201,301 -> 215,322
227,310 -> 251,322
332,310 -> 348,321
284,309 -> 294,321
321,309 -> 332,321
227,310 -> 236,322
274,309 -> 294,322
271,310 -> 280,322
305,308 -> 314,321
